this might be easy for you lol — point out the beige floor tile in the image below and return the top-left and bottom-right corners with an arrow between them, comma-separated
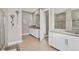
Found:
19,35 -> 57,51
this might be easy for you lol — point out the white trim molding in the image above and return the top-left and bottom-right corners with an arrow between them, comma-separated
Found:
8,40 -> 22,46
22,33 -> 29,36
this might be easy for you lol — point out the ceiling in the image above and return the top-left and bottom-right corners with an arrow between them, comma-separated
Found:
22,8 -> 67,14
22,8 -> 38,13
54,8 -> 79,14
54,8 -> 67,14
22,8 -> 79,14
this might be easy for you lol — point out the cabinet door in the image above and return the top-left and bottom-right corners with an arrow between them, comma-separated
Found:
48,32 -> 56,47
53,33 -> 67,51
35,29 -> 40,38
32,29 -> 35,36
30,29 -> 32,34
30,29 -> 33,35
49,32 -> 67,50
68,36 -> 79,51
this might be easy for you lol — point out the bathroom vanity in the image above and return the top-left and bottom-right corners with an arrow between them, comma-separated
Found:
29,10 -> 40,38
30,28 -> 40,38
30,27 -> 40,38
48,8 -> 79,51
49,30 -> 79,51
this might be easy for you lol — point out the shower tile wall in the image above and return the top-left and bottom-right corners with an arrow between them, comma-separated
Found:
0,8 -> 22,47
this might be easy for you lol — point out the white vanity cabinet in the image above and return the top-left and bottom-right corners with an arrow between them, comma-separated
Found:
67,36 -> 79,51
49,32 -> 67,50
53,32 -> 67,50
48,9 -> 79,51
48,32 -> 56,47
49,32 -> 79,51
30,28 -> 40,38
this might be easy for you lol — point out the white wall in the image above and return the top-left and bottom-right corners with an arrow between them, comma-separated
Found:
54,8 -> 66,14
3,8 -> 22,46
66,9 -> 72,31
33,10 -> 40,27
49,9 -> 55,31
35,14 -> 40,27
22,11 -> 32,34
40,9 -> 46,41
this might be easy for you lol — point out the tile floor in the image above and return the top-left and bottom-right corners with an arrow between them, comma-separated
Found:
19,35 -> 57,51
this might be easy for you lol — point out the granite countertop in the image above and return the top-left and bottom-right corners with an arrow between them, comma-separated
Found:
50,29 -> 79,37
30,25 -> 40,29
30,27 -> 40,29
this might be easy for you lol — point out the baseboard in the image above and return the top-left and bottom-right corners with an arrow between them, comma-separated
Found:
8,40 -> 22,46
22,33 -> 29,36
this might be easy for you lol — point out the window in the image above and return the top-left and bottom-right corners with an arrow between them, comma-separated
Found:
55,12 -> 66,29
71,9 -> 79,30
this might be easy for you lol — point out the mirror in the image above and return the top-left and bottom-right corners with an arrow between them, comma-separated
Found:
54,12 -> 66,29
71,9 -> 79,33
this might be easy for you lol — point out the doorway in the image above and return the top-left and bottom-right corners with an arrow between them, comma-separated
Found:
45,10 -> 49,40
